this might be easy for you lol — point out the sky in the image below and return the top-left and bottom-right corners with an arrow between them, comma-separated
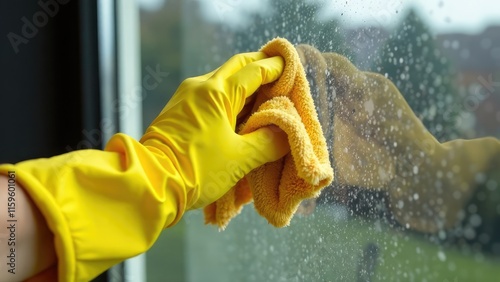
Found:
139,0 -> 500,34
322,0 -> 500,33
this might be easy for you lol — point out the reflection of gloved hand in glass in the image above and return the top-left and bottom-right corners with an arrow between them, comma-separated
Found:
297,45 -> 500,233
0,52 -> 289,282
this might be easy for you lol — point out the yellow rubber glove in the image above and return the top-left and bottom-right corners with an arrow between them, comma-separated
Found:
0,52 -> 289,282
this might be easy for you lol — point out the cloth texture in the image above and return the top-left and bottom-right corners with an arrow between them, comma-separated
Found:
204,38 -> 334,229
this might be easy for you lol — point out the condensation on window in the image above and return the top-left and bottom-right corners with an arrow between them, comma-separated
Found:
141,0 -> 500,281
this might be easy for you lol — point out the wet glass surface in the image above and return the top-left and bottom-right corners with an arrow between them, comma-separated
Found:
141,0 -> 500,280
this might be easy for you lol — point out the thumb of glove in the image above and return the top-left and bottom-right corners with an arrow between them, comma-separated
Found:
190,126 -> 289,210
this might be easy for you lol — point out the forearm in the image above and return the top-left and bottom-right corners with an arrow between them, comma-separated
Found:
0,174 -> 57,281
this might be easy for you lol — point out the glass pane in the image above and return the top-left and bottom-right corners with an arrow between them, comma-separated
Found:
141,0 -> 500,281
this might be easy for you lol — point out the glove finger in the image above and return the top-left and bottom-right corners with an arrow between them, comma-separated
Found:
227,56 -> 284,98
211,52 -> 267,80
226,56 -> 284,114
237,125 -> 289,175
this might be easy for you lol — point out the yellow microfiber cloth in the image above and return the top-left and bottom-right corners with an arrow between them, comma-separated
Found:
203,38 -> 334,229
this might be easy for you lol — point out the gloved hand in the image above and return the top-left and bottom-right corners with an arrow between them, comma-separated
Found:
0,52 -> 289,282
141,52 -> 289,209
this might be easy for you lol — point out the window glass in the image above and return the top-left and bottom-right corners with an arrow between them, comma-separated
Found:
141,0 -> 500,280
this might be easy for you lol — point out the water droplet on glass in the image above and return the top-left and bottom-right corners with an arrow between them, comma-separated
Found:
397,200 -> 404,209
469,214 -> 482,227
437,251 -> 446,262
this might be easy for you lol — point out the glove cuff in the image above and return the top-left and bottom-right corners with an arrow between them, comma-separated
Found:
0,133 -> 186,281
